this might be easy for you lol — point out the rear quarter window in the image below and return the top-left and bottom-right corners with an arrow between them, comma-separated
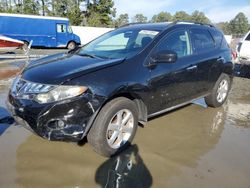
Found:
190,28 -> 215,54
209,28 -> 229,49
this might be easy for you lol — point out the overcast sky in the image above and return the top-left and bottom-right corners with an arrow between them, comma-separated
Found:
113,0 -> 250,23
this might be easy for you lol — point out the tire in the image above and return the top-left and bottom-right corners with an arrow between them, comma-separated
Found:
67,41 -> 76,50
87,97 -> 138,157
205,74 -> 231,108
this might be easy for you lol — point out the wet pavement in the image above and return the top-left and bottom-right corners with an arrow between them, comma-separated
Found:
0,54 -> 250,188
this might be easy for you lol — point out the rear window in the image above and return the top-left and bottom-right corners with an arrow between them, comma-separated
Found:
190,28 -> 215,54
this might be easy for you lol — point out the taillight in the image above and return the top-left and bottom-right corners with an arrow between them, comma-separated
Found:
231,51 -> 237,60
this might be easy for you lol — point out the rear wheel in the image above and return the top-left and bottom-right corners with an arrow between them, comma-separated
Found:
205,74 -> 231,107
67,41 -> 76,50
87,97 -> 138,157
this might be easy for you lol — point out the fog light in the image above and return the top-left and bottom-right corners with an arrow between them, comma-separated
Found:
57,120 -> 65,129
47,119 -> 65,129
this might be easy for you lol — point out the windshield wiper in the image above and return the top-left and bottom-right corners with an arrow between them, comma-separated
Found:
78,53 -> 98,59
78,53 -> 112,60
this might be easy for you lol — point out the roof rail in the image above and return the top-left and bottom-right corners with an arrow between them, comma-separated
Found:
172,20 -> 215,27
118,22 -> 148,28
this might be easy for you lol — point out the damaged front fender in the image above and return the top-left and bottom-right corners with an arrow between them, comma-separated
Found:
8,91 -> 106,142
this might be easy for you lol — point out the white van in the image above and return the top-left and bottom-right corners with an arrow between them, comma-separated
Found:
237,30 -> 250,61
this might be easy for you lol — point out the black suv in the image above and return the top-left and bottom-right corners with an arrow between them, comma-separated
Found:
7,21 -> 233,156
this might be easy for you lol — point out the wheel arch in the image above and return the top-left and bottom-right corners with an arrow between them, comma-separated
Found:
82,92 -> 148,140
67,40 -> 77,49
222,61 -> 234,76
104,92 -> 148,125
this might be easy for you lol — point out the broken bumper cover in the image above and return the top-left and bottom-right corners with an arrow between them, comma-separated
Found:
7,93 -> 104,142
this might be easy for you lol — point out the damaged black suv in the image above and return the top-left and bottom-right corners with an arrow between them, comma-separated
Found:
7,21 -> 233,157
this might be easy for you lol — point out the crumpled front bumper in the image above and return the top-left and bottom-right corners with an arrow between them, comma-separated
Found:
7,92 -> 104,142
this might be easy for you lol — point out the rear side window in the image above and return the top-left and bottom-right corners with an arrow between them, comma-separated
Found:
209,29 -> 223,48
209,28 -> 229,49
190,28 -> 215,54
246,33 -> 250,41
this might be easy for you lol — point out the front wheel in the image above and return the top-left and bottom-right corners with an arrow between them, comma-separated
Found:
67,41 -> 76,50
205,74 -> 231,107
87,97 -> 138,157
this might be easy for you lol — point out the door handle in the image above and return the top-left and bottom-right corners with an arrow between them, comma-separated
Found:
186,65 -> 197,70
217,57 -> 225,62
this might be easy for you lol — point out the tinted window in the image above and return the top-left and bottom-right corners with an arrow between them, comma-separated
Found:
221,37 -> 229,49
246,33 -> 250,41
209,29 -> 223,48
155,30 -> 192,58
190,28 -> 215,54
210,28 -> 229,49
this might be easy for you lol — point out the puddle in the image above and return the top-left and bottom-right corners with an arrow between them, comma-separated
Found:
234,63 -> 250,79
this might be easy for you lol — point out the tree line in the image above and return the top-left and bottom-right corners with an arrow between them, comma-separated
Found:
0,0 -> 249,35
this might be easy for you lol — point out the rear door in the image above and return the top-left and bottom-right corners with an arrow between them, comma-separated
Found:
189,27 -> 218,94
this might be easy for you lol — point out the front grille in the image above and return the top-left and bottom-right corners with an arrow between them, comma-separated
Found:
11,76 -> 55,97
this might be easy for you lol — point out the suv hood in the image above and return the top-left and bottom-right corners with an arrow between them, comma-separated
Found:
22,53 -> 124,85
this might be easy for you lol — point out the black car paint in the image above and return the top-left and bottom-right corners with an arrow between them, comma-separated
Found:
7,23 -> 234,141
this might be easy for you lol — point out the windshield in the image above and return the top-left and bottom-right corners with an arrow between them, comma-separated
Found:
68,26 -> 73,33
77,28 -> 160,59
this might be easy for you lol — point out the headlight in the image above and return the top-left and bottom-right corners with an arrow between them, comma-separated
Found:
35,85 -> 87,104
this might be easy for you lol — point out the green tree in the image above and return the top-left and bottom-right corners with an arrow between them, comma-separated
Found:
216,22 -> 230,35
67,0 -> 83,25
45,0 -> 84,25
228,12 -> 249,35
151,11 -> 172,22
0,4 -> 4,12
132,13 -> 147,23
114,13 -> 129,27
40,0 -> 52,16
22,0 -> 40,15
172,11 -> 190,21
190,10 -> 211,24
86,0 -> 115,27
52,0 -> 68,17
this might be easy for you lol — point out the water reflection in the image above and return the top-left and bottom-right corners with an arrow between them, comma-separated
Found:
234,63 -> 250,79
226,77 -> 250,128
0,107 -> 14,135
14,105 -> 226,188
95,145 -> 152,188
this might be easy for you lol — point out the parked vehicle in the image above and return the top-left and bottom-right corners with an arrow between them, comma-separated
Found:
0,35 -> 24,51
0,13 -> 81,49
7,21 -> 234,157
236,30 -> 250,61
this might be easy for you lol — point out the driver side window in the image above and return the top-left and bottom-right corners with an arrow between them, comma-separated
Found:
155,30 -> 192,58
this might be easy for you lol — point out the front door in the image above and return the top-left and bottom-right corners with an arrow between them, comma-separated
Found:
56,23 -> 69,47
147,29 -> 199,115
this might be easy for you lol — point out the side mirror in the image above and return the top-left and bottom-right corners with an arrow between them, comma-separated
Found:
151,50 -> 177,64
